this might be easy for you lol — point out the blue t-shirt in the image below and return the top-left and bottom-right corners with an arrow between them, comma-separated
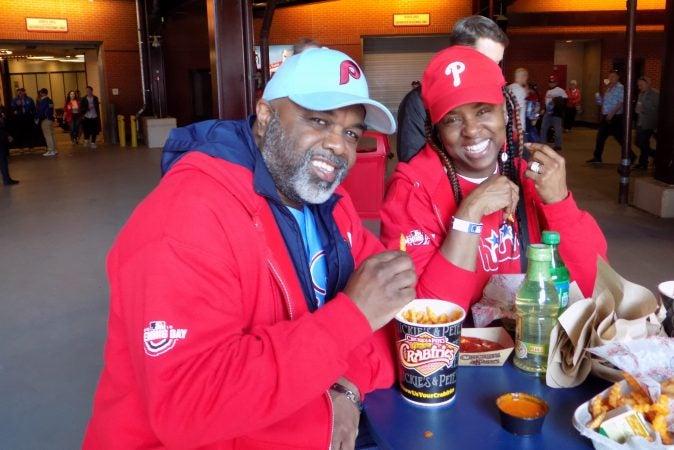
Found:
288,205 -> 328,308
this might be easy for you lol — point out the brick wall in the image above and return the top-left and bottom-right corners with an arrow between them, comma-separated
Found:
257,1 -> 664,93
0,0 -> 142,116
254,0 -> 473,65
505,31 -> 665,93
509,0 -> 665,12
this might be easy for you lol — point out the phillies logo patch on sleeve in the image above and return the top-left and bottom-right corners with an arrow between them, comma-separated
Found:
143,320 -> 188,357
339,60 -> 361,85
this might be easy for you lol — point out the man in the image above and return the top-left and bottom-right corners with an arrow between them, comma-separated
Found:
0,111 -> 18,185
507,67 -> 529,140
634,76 -> 659,170
587,70 -> 635,164
36,88 -> 57,157
564,79 -> 581,132
83,47 -> 416,449
293,37 -> 321,54
396,15 -> 509,163
538,75 -> 567,151
9,87 -> 36,150
80,86 -> 101,148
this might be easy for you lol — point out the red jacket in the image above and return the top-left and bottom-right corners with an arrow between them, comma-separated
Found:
83,151 -> 394,449
64,99 -> 80,123
380,145 -> 607,312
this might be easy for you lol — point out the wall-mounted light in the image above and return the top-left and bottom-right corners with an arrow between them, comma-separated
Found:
150,35 -> 161,48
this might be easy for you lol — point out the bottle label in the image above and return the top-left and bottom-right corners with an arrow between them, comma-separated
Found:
515,340 -> 547,358
555,281 -> 570,308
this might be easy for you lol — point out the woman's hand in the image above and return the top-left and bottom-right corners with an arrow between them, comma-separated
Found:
454,175 -> 520,223
523,143 -> 569,204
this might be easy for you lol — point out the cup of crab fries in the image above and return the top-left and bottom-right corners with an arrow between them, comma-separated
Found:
394,299 -> 466,406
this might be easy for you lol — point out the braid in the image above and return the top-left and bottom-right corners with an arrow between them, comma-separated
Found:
424,111 -> 463,204
502,86 -> 525,257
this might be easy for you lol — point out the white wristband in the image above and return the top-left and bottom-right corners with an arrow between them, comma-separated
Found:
452,216 -> 483,234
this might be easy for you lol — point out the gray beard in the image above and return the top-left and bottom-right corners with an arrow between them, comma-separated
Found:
260,114 -> 348,205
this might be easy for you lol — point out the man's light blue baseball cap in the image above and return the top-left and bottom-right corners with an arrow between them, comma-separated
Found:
262,47 -> 396,135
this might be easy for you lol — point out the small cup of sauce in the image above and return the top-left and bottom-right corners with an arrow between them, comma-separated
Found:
496,392 -> 549,435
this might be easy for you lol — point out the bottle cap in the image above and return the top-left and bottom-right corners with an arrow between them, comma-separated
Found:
527,244 -> 552,261
541,231 -> 561,245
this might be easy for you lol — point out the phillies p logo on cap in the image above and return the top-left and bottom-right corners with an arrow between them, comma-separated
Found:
445,61 -> 466,87
339,60 -> 361,85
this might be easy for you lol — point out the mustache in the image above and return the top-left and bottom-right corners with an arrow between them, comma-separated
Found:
305,148 -> 348,172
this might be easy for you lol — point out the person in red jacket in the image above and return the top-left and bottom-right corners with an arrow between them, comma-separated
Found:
83,47 -> 416,450
380,46 -> 607,314
63,90 -> 81,144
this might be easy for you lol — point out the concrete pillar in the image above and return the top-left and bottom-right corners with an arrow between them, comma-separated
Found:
655,0 -> 674,184
206,0 -> 256,120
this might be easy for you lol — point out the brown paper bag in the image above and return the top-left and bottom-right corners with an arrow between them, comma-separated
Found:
546,258 -> 666,388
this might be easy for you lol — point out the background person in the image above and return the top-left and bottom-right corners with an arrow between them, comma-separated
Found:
0,111 -> 18,185
587,70 -> 635,164
80,86 -> 101,148
564,79 -> 581,132
36,88 -> 57,157
64,90 -> 81,144
9,87 -> 36,150
538,75 -> 567,151
507,68 -> 529,141
634,76 -> 659,170
396,15 -> 509,163
380,46 -> 607,312
83,47 -> 416,450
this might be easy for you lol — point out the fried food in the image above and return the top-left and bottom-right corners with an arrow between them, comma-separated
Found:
401,306 -> 461,324
399,234 -> 406,252
586,372 -> 672,445
586,411 -> 606,430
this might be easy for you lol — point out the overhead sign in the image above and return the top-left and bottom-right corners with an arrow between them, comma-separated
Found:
26,18 -> 68,33
393,14 -> 430,27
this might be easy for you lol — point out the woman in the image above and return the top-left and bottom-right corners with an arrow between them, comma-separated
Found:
380,46 -> 607,312
564,80 -> 582,132
63,90 -> 81,144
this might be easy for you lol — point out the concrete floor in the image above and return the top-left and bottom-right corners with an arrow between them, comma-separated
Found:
1,127 -> 673,449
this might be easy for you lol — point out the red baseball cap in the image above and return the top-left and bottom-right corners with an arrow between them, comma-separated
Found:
548,74 -> 558,83
421,46 -> 505,125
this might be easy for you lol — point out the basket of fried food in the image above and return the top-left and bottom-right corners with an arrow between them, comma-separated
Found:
573,372 -> 674,450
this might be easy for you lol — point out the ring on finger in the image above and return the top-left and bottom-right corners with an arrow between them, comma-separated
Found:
530,161 -> 543,174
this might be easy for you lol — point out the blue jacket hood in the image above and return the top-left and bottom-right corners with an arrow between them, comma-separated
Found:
162,117 -> 258,176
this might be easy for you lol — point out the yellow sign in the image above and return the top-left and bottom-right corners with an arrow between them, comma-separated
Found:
393,14 -> 430,27
26,18 -> 68,33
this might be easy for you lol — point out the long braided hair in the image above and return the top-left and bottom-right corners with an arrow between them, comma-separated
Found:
425,86 -> 526,253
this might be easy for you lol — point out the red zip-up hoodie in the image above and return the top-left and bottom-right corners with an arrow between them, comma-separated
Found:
380,145 -> 607,312
83,151 -> 394,449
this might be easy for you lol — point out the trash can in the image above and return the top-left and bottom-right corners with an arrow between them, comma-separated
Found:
341,131 -> 391,220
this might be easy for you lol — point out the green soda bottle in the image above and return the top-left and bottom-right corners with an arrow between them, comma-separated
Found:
541,230 -> 570,311
513,244 -> 559,375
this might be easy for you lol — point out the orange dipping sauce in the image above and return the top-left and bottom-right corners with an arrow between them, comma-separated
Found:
497,393 -> 548,419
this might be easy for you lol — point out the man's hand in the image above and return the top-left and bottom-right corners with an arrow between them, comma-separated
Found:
523,143 -> 569,204
329,377 -> 361,450
343,251 -> 416,331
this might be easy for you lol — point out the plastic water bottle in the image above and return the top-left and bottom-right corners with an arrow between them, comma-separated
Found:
541,230 -> 570,312
513,244 -> 559,375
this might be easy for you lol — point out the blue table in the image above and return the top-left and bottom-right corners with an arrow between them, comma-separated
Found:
364,362 -> 610,449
